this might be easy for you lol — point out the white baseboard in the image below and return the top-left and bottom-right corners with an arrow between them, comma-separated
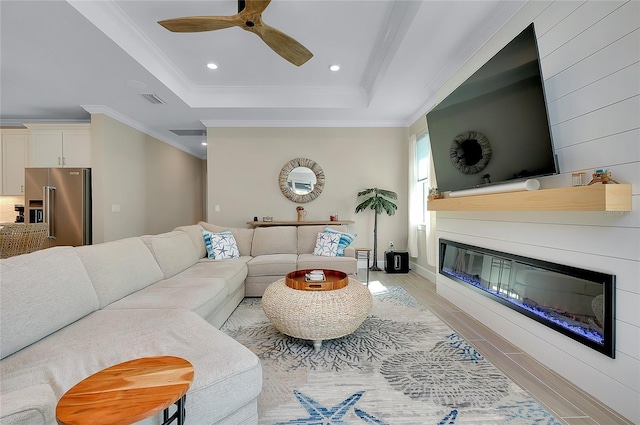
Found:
357,259 -> 386,270
359,259 -> 436,283
410,261 -> 437,283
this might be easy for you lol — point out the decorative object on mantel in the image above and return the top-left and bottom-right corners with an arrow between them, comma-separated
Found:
427,187 -> 442,201
450,130 -> 492,175
262,216 -> 273,222
296,206 -> 306,222
279,158 -> 325,204
572,172 -> 587,187
587,169 -> 620,185
355,188 -> 398,271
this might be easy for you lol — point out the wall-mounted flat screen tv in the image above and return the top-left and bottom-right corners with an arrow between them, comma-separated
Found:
426,23 -> 558,194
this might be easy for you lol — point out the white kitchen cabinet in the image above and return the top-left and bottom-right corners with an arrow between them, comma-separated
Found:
29,130 -> 62,167
25,123 -> 91,168
1,130 -> 29,195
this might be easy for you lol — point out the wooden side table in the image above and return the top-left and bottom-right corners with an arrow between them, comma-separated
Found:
354,248 -> 371,285
56,356 -> 194,425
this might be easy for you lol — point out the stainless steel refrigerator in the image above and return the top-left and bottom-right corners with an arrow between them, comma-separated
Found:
25,168 -> 92,248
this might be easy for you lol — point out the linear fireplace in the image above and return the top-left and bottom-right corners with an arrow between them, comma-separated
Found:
439,239 -> 615,358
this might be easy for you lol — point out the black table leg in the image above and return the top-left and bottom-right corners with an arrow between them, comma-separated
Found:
161,395 -> 187,425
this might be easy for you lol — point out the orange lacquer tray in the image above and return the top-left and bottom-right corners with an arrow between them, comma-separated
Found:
285,269 -> 348,291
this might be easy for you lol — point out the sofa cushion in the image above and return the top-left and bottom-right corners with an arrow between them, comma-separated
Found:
312,232 -> 340,257
0,309 -> 262,425
141,231 -> 199,278
251,226 -> 297,256
174,224 -> 207,259
297,224 -> 351,254
245,275 -> 286,297
76,237 -> 164,308
0,247 -> 99,360
247,253 -> 297,276
202,230 -> 240,260
183,259 -> 248,296
199,222 -> 254,256
297,253 -> 358,275
105,277 -> 228,320
0,384 -> 57,425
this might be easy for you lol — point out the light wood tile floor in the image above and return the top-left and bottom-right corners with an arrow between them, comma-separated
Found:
363,270 -> 632,425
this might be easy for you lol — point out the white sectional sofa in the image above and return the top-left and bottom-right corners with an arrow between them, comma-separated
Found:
0,222 -> 357,424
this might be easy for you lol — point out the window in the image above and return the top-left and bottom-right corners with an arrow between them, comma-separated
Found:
417,132 -> 430,182
415,131 -> 430,223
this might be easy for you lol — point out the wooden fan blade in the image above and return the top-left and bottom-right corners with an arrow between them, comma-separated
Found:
158,16 -> 237,33
240,0 -> 271,15
258,24 -> 313,66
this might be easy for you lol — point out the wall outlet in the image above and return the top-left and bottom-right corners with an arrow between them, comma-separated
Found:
389,241 -> 394,249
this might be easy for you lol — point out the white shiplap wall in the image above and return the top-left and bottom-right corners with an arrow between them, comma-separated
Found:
434,1 -> 640,422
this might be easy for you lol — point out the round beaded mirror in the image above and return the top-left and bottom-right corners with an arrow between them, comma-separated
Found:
278,158 -> 325,203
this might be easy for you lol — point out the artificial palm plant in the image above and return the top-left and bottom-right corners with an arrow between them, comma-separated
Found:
355,188 -> 398,271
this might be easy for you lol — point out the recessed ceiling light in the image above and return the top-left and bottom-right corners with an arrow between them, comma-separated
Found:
201,142 -> 208,146
329,64 -> 340,72
206,63 -> 218,70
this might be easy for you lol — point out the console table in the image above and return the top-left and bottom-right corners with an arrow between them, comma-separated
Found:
247,220 -> 354,227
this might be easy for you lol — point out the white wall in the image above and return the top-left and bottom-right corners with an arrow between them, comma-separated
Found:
91,114 -> 147,242
428,1 -> 639,422
91,114 -> 204,242
206,127 -> 409,266
144,137 -> 205,235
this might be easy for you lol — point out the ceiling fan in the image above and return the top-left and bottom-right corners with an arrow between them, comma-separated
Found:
158,0 -> 313,66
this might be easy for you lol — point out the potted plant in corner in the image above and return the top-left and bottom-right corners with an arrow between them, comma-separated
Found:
355,188 -> 398,271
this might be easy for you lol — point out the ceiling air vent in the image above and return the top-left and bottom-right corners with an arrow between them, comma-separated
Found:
140,93 -> 167,104
170,129 -> 206,136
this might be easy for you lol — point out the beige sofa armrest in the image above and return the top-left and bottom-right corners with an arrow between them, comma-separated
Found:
0,384 -> 57,425
344,247 -> 355,258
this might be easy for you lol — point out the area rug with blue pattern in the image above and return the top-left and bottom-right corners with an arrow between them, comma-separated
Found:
221,284 -> 562,425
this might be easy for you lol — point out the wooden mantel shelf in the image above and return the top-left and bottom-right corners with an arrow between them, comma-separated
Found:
427,184 -> 632,211
247,220 -> 354,227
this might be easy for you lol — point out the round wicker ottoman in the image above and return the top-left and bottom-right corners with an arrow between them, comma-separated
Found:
262,277 -> 373,352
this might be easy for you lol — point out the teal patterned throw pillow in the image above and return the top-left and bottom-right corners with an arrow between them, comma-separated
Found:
202,229 -> 240,260
312,232 -> 340,257
325,226 -> 355,256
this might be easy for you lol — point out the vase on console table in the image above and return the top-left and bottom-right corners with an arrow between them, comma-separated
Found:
296,206 -> 306,222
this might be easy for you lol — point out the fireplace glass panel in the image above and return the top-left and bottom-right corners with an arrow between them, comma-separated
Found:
439,239 -> 615,358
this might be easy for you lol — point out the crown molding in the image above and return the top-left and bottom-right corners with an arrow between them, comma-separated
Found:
82,105 -> 204,159
201,119 -> 409,128
67,0 -> 192,99
360,0 -> 423,103
1,119 -> 90,128
23,122 -> 90,130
